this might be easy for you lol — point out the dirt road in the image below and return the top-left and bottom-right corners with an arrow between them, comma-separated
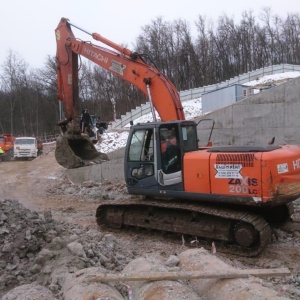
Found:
0,144 -> 62,210
1,144 -> 300,299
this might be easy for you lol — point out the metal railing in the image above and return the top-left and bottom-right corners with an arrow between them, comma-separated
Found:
38,134 -> 59,144
111,64 -> 300,128
180,63 -> 300,101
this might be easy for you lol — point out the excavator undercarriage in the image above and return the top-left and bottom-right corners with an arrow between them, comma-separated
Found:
96,199 -> 294,257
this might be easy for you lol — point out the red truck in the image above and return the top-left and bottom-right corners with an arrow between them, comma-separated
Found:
0,134 -> 15,161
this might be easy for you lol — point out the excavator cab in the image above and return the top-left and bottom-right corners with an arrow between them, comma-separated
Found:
124,120 -> 198,197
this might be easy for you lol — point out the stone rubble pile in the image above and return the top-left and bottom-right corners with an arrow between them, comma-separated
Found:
46,179 -> 130,202
0,199 -> 64,292
1,197 -> 300,299
0,199 -> 133,299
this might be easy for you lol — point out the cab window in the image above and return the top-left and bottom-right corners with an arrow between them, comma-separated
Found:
181,125 -> 198,152
128,129 -> 154,161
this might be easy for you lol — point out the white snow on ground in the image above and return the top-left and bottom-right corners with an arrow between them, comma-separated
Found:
95,131 -> 129,153
244,71 -> 300,86
95,98 -> 202,153
95,98 -> 203,153
95,72 -> 300,154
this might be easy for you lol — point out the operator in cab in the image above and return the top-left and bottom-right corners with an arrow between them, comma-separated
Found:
160,128 -> 181,174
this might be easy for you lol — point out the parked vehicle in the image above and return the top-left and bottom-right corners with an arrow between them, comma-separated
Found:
0,134 -> 15,161
14,137 -> 39,159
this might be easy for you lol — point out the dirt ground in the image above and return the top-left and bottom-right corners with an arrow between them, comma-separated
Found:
1,143 -> 300,299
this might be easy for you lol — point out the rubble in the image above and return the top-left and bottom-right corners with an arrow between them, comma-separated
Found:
1,145 -> 300,299
0,200 -> 133,298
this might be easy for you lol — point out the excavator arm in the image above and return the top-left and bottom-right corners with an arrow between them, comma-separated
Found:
55,17 -> 185,123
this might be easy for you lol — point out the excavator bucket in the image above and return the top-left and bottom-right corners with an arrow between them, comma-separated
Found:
55,124 -> 108,169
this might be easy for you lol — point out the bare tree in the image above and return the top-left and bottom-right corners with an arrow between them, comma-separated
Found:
1,50 -> 29,134
30,55 -> 59,135
1,9 -> 300,137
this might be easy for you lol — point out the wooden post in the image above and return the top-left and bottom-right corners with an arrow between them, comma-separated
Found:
86,268 -> 291,283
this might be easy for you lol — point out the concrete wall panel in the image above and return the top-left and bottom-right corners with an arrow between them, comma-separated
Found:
196,76 -> 300,146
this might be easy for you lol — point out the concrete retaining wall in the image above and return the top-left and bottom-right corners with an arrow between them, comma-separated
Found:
66,148 -> 125,184
196,76 -> 300,146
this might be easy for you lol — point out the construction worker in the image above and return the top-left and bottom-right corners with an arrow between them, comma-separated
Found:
0,146 -> 4,162
80,109 -> 92,134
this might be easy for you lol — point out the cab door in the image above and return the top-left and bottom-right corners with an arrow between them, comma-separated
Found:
125,127 -> 159,194
157,124 -> 183,188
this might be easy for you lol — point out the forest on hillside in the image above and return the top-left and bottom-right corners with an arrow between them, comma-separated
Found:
0,8 -> 299,137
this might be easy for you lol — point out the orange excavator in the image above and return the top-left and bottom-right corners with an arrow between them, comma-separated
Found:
55,18 -> 300,256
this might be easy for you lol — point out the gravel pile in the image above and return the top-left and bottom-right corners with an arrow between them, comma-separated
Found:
0,199 -> 65,292
46,178 -> 130,202
0,199 -> 134,298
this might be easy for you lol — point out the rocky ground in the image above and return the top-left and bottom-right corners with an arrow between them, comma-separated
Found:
0,143 -> 300,299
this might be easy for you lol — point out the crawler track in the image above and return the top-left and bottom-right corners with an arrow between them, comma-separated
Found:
96,199 -> 272,257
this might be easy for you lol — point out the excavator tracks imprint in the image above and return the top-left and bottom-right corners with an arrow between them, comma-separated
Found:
96,199 -> 272,257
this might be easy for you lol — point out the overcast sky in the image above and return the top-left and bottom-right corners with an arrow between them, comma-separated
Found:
0,0 -> 299,69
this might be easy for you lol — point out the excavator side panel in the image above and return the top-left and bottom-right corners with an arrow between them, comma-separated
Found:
183,151 -> 211,194
183,145 -> 300,207
183,150 -> 263,205
209,151 -> 263,202
261,145 -> 300,203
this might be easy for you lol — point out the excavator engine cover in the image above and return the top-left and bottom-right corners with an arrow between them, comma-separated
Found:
55,124 -> 108,169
